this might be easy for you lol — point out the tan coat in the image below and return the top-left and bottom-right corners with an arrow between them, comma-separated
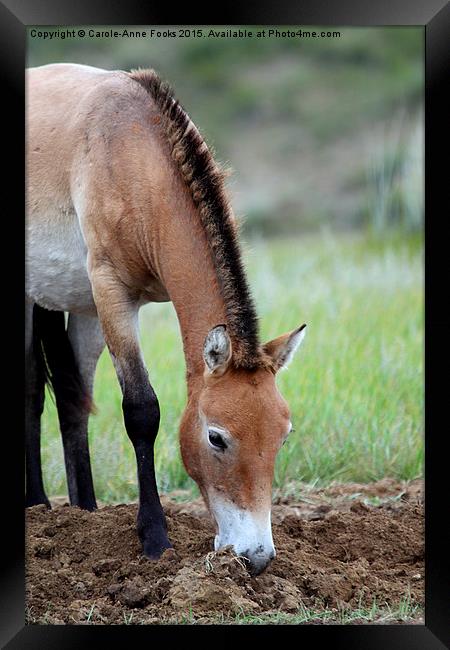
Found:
26,63 -> 306,574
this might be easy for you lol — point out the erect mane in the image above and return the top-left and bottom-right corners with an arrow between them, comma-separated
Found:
129,68 -> 263,369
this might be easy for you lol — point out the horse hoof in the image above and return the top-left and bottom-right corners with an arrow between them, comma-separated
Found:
25,497 -> 51,509
142,538 -> 173,561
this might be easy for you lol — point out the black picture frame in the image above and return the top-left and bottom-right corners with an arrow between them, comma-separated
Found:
2,0 -> 449,647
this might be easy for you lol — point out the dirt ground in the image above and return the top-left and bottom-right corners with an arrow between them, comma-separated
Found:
26,478 -> 424,625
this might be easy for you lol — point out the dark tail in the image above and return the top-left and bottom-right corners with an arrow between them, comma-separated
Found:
32,305 -> 94,418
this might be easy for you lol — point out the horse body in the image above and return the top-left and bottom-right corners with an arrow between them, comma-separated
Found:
26,63 -> 168,314
26,63 -> 306,575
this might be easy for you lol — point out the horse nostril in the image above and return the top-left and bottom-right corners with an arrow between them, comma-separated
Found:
245,552 -> 275,576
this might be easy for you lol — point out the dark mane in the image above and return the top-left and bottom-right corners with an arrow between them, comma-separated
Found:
129,68 -> 263,369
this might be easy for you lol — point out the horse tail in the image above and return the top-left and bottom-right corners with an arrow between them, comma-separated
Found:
32,305 -> 94,417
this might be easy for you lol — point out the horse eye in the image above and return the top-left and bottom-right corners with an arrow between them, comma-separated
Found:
208,430 -> 227,451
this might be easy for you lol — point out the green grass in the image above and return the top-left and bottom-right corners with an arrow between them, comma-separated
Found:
40,231 -> 423,502
26,594 -> 422,625
166,594 -> 422,625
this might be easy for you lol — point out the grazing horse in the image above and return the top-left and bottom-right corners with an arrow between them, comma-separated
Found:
26,63 -> 306,575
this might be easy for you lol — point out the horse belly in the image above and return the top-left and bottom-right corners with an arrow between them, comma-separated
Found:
26,209 -> 96,314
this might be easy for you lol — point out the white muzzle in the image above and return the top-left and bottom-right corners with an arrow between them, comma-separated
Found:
210,493 -> 275,575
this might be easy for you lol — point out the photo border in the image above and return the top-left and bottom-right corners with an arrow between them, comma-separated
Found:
1,0 -> 448,646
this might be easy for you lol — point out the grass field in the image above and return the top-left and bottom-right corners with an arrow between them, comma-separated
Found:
26,594 -> 422,626
40,230 -> 423,503
163,595 -> 422,626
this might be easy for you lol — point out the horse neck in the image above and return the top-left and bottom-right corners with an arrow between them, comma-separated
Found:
152,181 -> 228,384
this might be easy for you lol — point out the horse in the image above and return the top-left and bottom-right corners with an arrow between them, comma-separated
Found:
25,63 -> 306,575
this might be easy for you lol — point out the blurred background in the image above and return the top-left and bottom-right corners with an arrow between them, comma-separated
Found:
28,27 -> 423,237
28,27 -> 424,501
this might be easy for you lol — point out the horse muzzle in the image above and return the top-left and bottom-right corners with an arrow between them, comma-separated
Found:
211,495 -> 276,576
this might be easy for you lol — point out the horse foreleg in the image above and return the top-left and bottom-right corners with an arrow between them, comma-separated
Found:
90,265 -> 172,558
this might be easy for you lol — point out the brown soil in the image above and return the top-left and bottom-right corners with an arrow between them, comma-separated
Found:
26,479 -> 424,625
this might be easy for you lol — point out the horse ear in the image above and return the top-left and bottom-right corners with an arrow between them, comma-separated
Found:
263,324 -> 306,372
203,325 -> 232,375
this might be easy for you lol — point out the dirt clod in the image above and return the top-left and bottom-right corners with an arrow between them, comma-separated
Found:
26,479 -> 424,624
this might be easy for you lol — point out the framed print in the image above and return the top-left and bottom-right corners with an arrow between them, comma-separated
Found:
1,0 -> 449,647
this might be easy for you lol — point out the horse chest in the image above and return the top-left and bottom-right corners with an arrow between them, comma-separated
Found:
26,209 -> 97,314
